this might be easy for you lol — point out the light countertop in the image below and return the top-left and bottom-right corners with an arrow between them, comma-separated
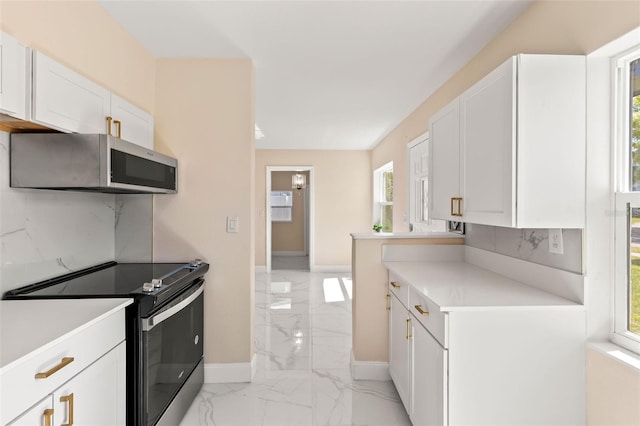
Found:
0,298 -> 132,371
384,260 -> 582,311
351,232 -> 464,240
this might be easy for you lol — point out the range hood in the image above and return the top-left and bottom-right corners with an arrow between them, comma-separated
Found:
10,133 -> 178,194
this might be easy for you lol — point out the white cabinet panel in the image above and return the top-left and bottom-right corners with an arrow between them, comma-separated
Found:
53,343 -> 126,426
429,98 -> 460,222
110,94 -> 154,149
412,320 -> 447,426
0,31 -> 28,119
32,51 -> 110,134
388,293 -> 411,413
6,396 -> 53,426
460,58 -> 515,227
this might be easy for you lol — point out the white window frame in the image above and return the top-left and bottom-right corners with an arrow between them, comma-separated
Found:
373,161 -> 393,232
613,46 -> 640,354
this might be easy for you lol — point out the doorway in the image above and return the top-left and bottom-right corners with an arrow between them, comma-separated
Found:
266,166 -> 314,272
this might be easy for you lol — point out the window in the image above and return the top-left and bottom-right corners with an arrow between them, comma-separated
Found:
271,191 -> 293,222
374,162 -> 393,232
614,49 -> 640,354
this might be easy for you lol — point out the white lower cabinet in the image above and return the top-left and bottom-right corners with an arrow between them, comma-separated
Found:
52,343 -> 126,426
388,291 -> 411,412
6,396 -> 53,426
1,305 -> 127,425
411,319 -> 447,426
7,343 -> 124,426
388,272 -> 585,425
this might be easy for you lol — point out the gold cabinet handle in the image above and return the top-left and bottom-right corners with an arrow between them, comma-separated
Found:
390,281 -> 400,289
406,318 -> 412,340
106,116 -> 113,135
113,120 -> 122,139
44,409 -> 54,426
35,357 -> 74,379
386,294 -> 391,311
60,393 -> 74,426
451,197 -> 463,217
415,305 -> 430,316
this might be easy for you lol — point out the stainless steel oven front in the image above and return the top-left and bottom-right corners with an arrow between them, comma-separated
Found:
139,279 -> 204,426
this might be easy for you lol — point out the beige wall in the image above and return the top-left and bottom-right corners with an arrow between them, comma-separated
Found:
153,58 -> 255,364
256,150 -> 371,267
0,0 -> 156,112
372,0 -> 640,233
271,171 -> 306,253
587,347 -> 640,425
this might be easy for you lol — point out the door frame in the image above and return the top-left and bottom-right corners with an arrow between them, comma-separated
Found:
266,166 -> 315,272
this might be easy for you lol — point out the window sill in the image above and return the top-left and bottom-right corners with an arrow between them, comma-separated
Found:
588,341 -> 640,373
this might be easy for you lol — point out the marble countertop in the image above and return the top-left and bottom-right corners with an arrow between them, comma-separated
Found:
1,298 -> 132,371
384,260 -> 582,311
351,232 -> 464,240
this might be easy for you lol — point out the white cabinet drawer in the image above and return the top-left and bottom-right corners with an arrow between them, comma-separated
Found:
389,273 -> 410,309
0,309 -> 125,423
410,286 -> 448,348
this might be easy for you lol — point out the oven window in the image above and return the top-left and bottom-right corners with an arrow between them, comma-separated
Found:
143,287 -> 203,425
111,150 -> 176,190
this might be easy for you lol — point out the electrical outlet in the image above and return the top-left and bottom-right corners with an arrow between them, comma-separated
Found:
227,216 -> 239,233
548,229 -> 564,254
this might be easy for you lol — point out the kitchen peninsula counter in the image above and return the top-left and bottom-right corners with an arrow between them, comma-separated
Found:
350,232 -> 464,377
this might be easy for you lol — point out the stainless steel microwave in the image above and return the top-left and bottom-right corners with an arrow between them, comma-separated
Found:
10,133 -> 177,194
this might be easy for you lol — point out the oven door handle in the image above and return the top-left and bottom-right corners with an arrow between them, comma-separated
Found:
142,282 -> 204,332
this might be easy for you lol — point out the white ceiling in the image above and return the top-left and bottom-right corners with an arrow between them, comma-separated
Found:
98,0 -> 532,150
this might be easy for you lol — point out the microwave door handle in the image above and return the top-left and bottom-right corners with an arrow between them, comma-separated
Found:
141,282 -> 204,332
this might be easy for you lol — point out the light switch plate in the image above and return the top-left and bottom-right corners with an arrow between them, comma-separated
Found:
227,216 -> 239,233
548,229 -> 564,254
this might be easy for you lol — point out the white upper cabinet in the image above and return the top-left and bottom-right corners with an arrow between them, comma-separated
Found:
32,51 -> 110,134
110,94 -> 154,149
430,54 -> 586,228
31,51 -> 154,148
429,98 -> 460,222
0,31 -> 29,120
459,57 -> 515,227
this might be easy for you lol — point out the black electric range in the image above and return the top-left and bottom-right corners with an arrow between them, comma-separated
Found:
3,260 -> 210,426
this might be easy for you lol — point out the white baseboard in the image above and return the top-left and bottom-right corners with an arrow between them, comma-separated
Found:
204,354 -> 256,383
255,265 -> 266,273
272,251 -> 306,256
350,352 -> 390,381
312,265 -> 351,273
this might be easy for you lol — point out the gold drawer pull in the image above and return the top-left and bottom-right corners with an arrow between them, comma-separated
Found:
386,294 -> 391,311
60,393 -> 74,426
113,120 -> 122,139
44,408 -> 54,426
415,305 -> 430,316
390,282 -> 400,289
451,197 -> 463,217
106,116 -> 113,135
35,357 -> 74,379
406,318 -> 412,340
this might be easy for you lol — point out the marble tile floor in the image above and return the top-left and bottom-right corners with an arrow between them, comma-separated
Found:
180,269 -> 411,426
272,255 -> 310,271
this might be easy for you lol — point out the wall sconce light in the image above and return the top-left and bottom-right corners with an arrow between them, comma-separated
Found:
292,172 -> 306,190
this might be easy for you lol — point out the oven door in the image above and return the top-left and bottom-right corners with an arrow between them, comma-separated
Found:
141,279 -> 204,426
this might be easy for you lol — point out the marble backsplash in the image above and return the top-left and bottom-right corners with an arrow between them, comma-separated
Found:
464,223 -> 583,274
0,132 -> 152,293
